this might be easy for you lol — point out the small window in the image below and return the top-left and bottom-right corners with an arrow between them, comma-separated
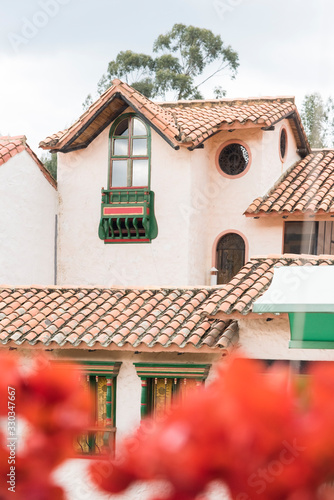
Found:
280,128 -> 287,161
74,362 -> 121,456
110,115 -> 150,188
216,232 -> 245,284
134,363 -> 211,419
146,377 -> 199,418
283,221 -> 334,255
218,142 -> 249,176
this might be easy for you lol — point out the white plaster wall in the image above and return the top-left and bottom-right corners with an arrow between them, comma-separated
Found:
57,113 -> 301,287
57,118 -> 194,287
0,150 -> 57,285
239,317 -> 334,361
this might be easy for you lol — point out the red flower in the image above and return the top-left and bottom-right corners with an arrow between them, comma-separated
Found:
90,356 -> 334,500
0,353 -> 91,500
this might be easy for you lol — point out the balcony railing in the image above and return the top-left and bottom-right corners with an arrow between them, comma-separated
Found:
98,188 -> 158,243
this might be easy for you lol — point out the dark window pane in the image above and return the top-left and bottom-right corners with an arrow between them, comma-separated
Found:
114,119 -> 129,136
216,233 -> 245,284
283,222 -> 318,255
280,128 -> 287,159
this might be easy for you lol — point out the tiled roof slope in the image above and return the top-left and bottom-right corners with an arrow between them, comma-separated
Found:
161,98 -> 301,148
202,254 -> 334,317
0,287 -> 238,352
39,80 -> 310,153
0,136 -> 56,189
245,150 -> 334,216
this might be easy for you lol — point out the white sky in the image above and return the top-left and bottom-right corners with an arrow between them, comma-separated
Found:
1,0 -> 333,155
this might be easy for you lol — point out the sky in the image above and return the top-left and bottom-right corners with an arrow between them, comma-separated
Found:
1,0 -> 334,156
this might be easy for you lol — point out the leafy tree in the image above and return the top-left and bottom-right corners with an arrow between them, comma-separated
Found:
41,152 -> 57,180
85,24 -> 239,106
301,93 -> 334,148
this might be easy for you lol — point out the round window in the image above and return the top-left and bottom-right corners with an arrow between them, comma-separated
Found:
218,143 -> 249,176
280,128 -> 287,160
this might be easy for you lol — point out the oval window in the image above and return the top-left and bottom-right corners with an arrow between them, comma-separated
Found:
280,128 -> 287,161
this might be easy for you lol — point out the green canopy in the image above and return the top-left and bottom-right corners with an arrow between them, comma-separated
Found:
253,266 -> 334,349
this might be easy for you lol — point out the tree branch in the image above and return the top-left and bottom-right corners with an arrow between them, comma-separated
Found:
195,63 -> 229,89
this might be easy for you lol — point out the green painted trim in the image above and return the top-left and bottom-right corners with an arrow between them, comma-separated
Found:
134,363 -> 210,368
66,361 -> 122,376
255,304 -> 334,313
113,377 -> 117,429
106,378 -> 112,421
88,376 -> 96,452
134,362 -> 211,380
140,378 -> 148,419
289,340 -> 334,349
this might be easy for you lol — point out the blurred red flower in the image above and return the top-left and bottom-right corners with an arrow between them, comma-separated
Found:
0,353 -> 91,500
90,356 -> 334,500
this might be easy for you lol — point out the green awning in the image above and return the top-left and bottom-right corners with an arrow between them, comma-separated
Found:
253,266 -> 334,348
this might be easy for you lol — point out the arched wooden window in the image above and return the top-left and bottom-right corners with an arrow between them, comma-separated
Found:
109,114 -> 150,188
216,233 -> 245,284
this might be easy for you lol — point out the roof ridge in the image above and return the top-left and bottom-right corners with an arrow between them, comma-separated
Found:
0,135 -> 26,142
159,96 -> 296,108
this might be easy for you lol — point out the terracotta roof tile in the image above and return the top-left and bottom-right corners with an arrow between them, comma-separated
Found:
202,254 -> 334,316
245,150 -> 334,216
40,80 -> 309,153
0,287 -> 238,352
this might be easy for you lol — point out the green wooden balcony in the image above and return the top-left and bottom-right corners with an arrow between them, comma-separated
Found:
98,188 -> 158,243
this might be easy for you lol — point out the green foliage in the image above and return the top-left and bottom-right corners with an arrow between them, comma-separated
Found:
82,93 -> 93,110
84,24 -> 239,107
301,93 -> 334,148
41,152 -> 57,180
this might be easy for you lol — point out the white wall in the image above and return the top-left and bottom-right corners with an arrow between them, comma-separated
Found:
239,316 -> 334,361
57,113 -> 301,287
0,150 -> 57,285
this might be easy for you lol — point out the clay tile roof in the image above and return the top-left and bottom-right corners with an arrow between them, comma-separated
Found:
0,286 -> 238,353
0,135 -> 56,189
39,80 -> 309,154
202,254 -> 334,317
245,150 -> 334,216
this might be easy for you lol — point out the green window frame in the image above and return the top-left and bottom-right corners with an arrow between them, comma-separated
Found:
109,113 -> 151,189
134,363 -> 211,419
98,113 -> 158,243
74,361 -> 121,457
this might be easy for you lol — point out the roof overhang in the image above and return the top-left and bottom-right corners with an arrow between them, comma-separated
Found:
254,266 -> 334,348
45,94 -> 180,153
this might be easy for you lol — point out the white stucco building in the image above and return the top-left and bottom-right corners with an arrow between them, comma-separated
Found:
2,81 -> 334,499
0,135 -> 57,286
